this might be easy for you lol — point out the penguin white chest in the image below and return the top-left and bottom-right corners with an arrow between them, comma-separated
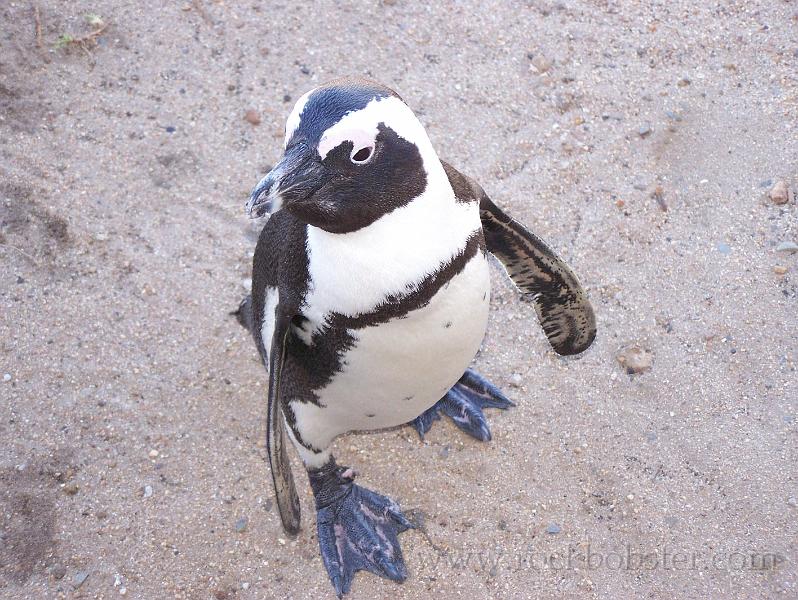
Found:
286,189 -> 489,447
318,252 -> 490,435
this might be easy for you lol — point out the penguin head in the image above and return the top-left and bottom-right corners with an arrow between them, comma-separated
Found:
246,78 -> 441,234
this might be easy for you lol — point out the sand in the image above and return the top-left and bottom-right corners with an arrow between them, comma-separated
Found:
1,1 -> 796,598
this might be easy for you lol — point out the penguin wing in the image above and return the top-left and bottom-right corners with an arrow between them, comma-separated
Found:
266,309 -> 302,535
233,293 -> 300,533
442,161 -> 596,356
250,213 -> 303,536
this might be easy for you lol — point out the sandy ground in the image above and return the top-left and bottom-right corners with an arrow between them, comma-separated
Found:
2,1 -> 797,598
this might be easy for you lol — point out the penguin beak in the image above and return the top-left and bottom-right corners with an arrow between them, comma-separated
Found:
246,142 -> 330,219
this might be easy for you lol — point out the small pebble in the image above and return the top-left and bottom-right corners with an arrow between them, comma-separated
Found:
74,571 -> 89,588
3,374 -> 10,382
509,373 -> 523,388
148,449 -> 159,458
664,110 -> 682,122
638,123 -> 652,137
530,55 -> 552,73
788,497 -> 798,508
617,345 -> 653,374
244,109 -> 262,126
776,241 -> 798,253
63,482 -> 80,496
651,186 -> 668,211
242,582 -> 250,590
235,517 -> 248,532
716,242 -> 731,255
773,266 -> 788,275
143,485 -> 153,498
546,523 -> 561,534
769,181 -> 791,205
50,564 -> 67,580
626,494 -> 635,501
677,77 -> 691,87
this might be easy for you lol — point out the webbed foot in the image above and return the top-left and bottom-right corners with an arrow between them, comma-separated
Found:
309,459 -> 414,597
411,368 -> 514,441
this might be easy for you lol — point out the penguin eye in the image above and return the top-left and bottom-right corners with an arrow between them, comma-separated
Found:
350,146 -> 373,164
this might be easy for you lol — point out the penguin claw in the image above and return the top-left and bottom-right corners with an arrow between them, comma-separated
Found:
316,482 -> 412,596
411,368 -> 514,441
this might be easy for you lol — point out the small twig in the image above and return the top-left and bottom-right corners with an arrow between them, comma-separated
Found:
651,185 -> 668,212
56,16 -> 108,57
78,41 -> 93,60
0,243 -> 39,266
74,22 -> 108,47
32,3 -> 43,49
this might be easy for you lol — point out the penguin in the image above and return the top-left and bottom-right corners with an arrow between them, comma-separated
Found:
236,77 -> 596,597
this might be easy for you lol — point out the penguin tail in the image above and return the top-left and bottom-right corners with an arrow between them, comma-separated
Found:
231,295 -> 254,333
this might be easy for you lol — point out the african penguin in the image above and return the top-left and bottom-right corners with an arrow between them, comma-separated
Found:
236,77 -> 596,597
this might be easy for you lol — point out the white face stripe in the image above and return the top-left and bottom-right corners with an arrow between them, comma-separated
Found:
321,124 -> 377,162
284,89 -> 314,148
317,107 -> 379,161
317,96 -> 438,167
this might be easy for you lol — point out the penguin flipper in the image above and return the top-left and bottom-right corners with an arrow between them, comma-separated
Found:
267,311 -> 301,535
441,160 -> 596,356
479,195 -> 596,355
